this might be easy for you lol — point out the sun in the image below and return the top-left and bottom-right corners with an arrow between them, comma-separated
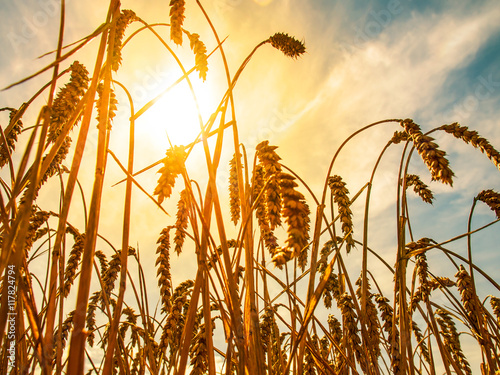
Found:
136,76 -> 220,154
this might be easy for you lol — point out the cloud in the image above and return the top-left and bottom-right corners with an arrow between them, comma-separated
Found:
254,0 -> 500,195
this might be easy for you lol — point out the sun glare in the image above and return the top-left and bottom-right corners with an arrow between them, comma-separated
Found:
138,77 -> 219,153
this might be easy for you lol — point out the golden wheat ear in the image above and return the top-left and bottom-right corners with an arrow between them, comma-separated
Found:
279,172 -> 311,270
85,291 -> 101,347
373,293 -> 402,373
411,320 -> 431,365
154,145 -> 187,204
338,292 -> 367,372
110,10 -> 137,72
186,31 -> 208,81
228,153 -> 241,225
0,109 -> 24,168
404,174 -> 434,204
321,269 -> 340,309
174,189 -> 190,254
435,309 -> 472,374
440,123 -> 500,169
390,130 -> 409,144
169,0 -> 185,46
328,175 -> 354,253
253,163 -> 279,258
401,118 -> 454,186
62,230 -> 86,298
490,296 -> 500,325
355,275 -> 381,361
48,61 -> 89,143
189,317 -> 212,374
476,189 -> 500,218
267,32 -> 306,59
156,227 -> 173,314
256,140 -> 283,230
455,265 -> 485,334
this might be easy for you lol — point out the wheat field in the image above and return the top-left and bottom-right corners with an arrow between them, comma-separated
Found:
1,1 -> 500,374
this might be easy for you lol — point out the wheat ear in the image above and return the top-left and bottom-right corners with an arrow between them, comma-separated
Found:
154,145 -> 186,204
228,153 -> 241,225
111,10 -> 137,72
328,175 -> 355,252
440,122 -> 500,169
174,189 -> 190,254
156,227 -> 172,313
401,118 -> 454,185
404,174 -> 434,204
267,32 -> 306,59
476,189 -> 500,218
169,0 -> 185,45
186,31 -> 208,81
0,109 -> 24,167
435,309 -> 472,375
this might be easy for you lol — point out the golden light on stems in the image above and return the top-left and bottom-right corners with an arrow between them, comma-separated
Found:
153,145 -> 186,204
1,0 -> 500,373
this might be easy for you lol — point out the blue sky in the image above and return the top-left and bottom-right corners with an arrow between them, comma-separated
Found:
1,0 -> 500,369
1,0 -> 499,292
1,0 -> 499,282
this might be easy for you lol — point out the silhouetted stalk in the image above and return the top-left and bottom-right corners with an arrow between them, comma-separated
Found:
0,107 -> 48,348
102,32 -> 135,373
66,2 -> 118,373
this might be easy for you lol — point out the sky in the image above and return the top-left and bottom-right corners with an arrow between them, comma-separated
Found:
1,0 -> 500,370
